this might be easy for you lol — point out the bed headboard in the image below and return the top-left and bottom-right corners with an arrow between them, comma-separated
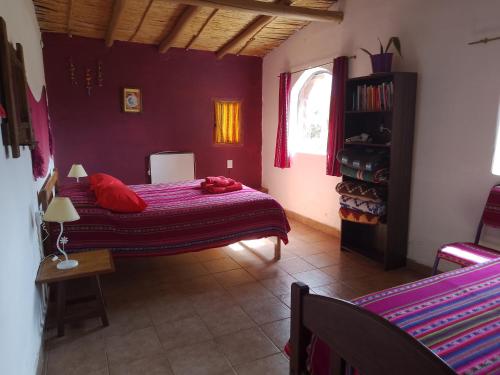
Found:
290,282 -> 456,375
38,168 -> 58,211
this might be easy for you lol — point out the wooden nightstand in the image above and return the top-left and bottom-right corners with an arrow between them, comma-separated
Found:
36,249 -> 115,337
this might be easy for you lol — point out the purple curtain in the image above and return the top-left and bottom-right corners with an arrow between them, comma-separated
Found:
28,87 -> 51,178
274,72 -> 291,168
326,56 -> 348,176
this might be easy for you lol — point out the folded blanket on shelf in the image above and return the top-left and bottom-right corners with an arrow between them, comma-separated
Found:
335,181 -> 387,202
345,133 -> 372,144
339,207 -> 380,225
339,195 -> 386,216
201,176 -> 243,194
340,165 -> 389,183
337,148 -> 389,172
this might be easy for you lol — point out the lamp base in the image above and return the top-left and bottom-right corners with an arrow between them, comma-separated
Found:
57,259 -> 79,270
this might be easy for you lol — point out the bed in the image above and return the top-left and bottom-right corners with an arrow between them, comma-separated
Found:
39,170 -> 289,259
290,258 -> 500,374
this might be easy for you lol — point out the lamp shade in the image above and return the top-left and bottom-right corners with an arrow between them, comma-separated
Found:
43,197 -> 80,222
68,164 -> 87,178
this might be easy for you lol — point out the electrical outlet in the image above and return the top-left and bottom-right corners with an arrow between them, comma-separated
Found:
227,160 -> 233,169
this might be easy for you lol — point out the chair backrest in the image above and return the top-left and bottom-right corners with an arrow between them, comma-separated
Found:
476,184 -> 500,243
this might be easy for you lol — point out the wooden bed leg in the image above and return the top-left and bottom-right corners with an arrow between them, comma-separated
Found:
274,236 -> 281,261
290,282 -> 310,375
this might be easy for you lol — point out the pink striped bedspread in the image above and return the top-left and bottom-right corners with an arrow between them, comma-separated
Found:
308,259 -> 500,374
54,180 -> 290,257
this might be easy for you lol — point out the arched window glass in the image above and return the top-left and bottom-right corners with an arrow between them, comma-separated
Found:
289,67 -> 332,155
491,102 -> 500,175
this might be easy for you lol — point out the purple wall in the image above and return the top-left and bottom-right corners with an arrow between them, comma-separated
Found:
42,34 -> 262,187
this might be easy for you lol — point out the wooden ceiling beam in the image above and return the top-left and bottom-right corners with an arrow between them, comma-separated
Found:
105,0 -> 127,47
163,0 -> 343,23
129,0 -> 155,42
234,21 -> 267,56
66,0 -> 74,36
185,8 -> 218,50
216,16 -> 273,59
159,5 -> 200,53
217,0 -> 290,59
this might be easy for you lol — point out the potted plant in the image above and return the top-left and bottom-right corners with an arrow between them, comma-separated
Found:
361,37 -> 402,73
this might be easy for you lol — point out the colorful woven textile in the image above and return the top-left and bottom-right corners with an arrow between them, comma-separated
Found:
337,148 -> 389,172
482,186 -> 500,228
54,180 -> 290,257
340,165 -> 389,184
307,259 -> 500,375
437,242 -> 499,267
339,207 -> 380,224
339,195 -> 386,216
335,181 -> 386,203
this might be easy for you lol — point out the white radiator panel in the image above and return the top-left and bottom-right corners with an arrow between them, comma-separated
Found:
149,152 -> 195,184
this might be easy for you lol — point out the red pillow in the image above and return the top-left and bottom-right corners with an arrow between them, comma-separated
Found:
89,173 -> 124,191
95,183 -> 147,213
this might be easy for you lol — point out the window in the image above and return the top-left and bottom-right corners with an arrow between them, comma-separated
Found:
214,100 -> 241,144
492,100 -> 500,175
289,68 -> 332,155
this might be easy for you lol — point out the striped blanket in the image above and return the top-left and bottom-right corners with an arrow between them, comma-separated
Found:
308,259 -> 500,374
337,148 -> 389,172
339,195 -> 386,216
340,165 -> 389,184
54,180 -> 290,257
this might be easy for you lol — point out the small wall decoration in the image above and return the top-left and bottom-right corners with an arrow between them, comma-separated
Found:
67,58 -> 104,95
85,68 -> 92,96
97,60 -> 103,87
68,57 -> 77,85
122,88 -> 142,113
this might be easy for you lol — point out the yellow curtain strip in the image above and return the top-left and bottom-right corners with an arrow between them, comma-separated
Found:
214,101 -> 240,144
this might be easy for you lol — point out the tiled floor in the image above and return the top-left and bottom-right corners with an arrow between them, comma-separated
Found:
44,219 -> 424,375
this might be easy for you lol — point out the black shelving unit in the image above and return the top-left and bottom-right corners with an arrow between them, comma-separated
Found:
340,72 -> 417,270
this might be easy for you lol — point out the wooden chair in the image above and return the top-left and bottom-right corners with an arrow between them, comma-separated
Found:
290,282 -> 455,375
432,185 -> 500,275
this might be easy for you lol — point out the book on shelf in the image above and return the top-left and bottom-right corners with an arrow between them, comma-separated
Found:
352,82 -> 394,112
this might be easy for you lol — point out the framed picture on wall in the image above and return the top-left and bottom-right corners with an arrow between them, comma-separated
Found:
122,87 -> 142,113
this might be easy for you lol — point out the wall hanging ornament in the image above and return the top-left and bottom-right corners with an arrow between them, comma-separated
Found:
97,60 -> 104,87
85,67 -> 92,96
68,57 -> 77,85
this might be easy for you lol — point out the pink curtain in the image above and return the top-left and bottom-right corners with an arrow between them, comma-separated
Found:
326,56 -> 348,176
274,72 -> 291,168
28,87 -> 52,178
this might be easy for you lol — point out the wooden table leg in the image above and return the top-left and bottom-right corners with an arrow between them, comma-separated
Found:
93,275 -> 109,327
56,282 -> 66,337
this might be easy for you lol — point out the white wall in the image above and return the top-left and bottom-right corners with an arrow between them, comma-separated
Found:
0,1 -> 47,374
262,0 -> 500,266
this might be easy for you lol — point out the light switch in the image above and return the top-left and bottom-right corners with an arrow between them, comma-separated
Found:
227,160 -> 233,169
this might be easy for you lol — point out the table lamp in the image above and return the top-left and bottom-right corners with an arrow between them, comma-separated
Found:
68,164 -> 87,183
43,197 -> 81,270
